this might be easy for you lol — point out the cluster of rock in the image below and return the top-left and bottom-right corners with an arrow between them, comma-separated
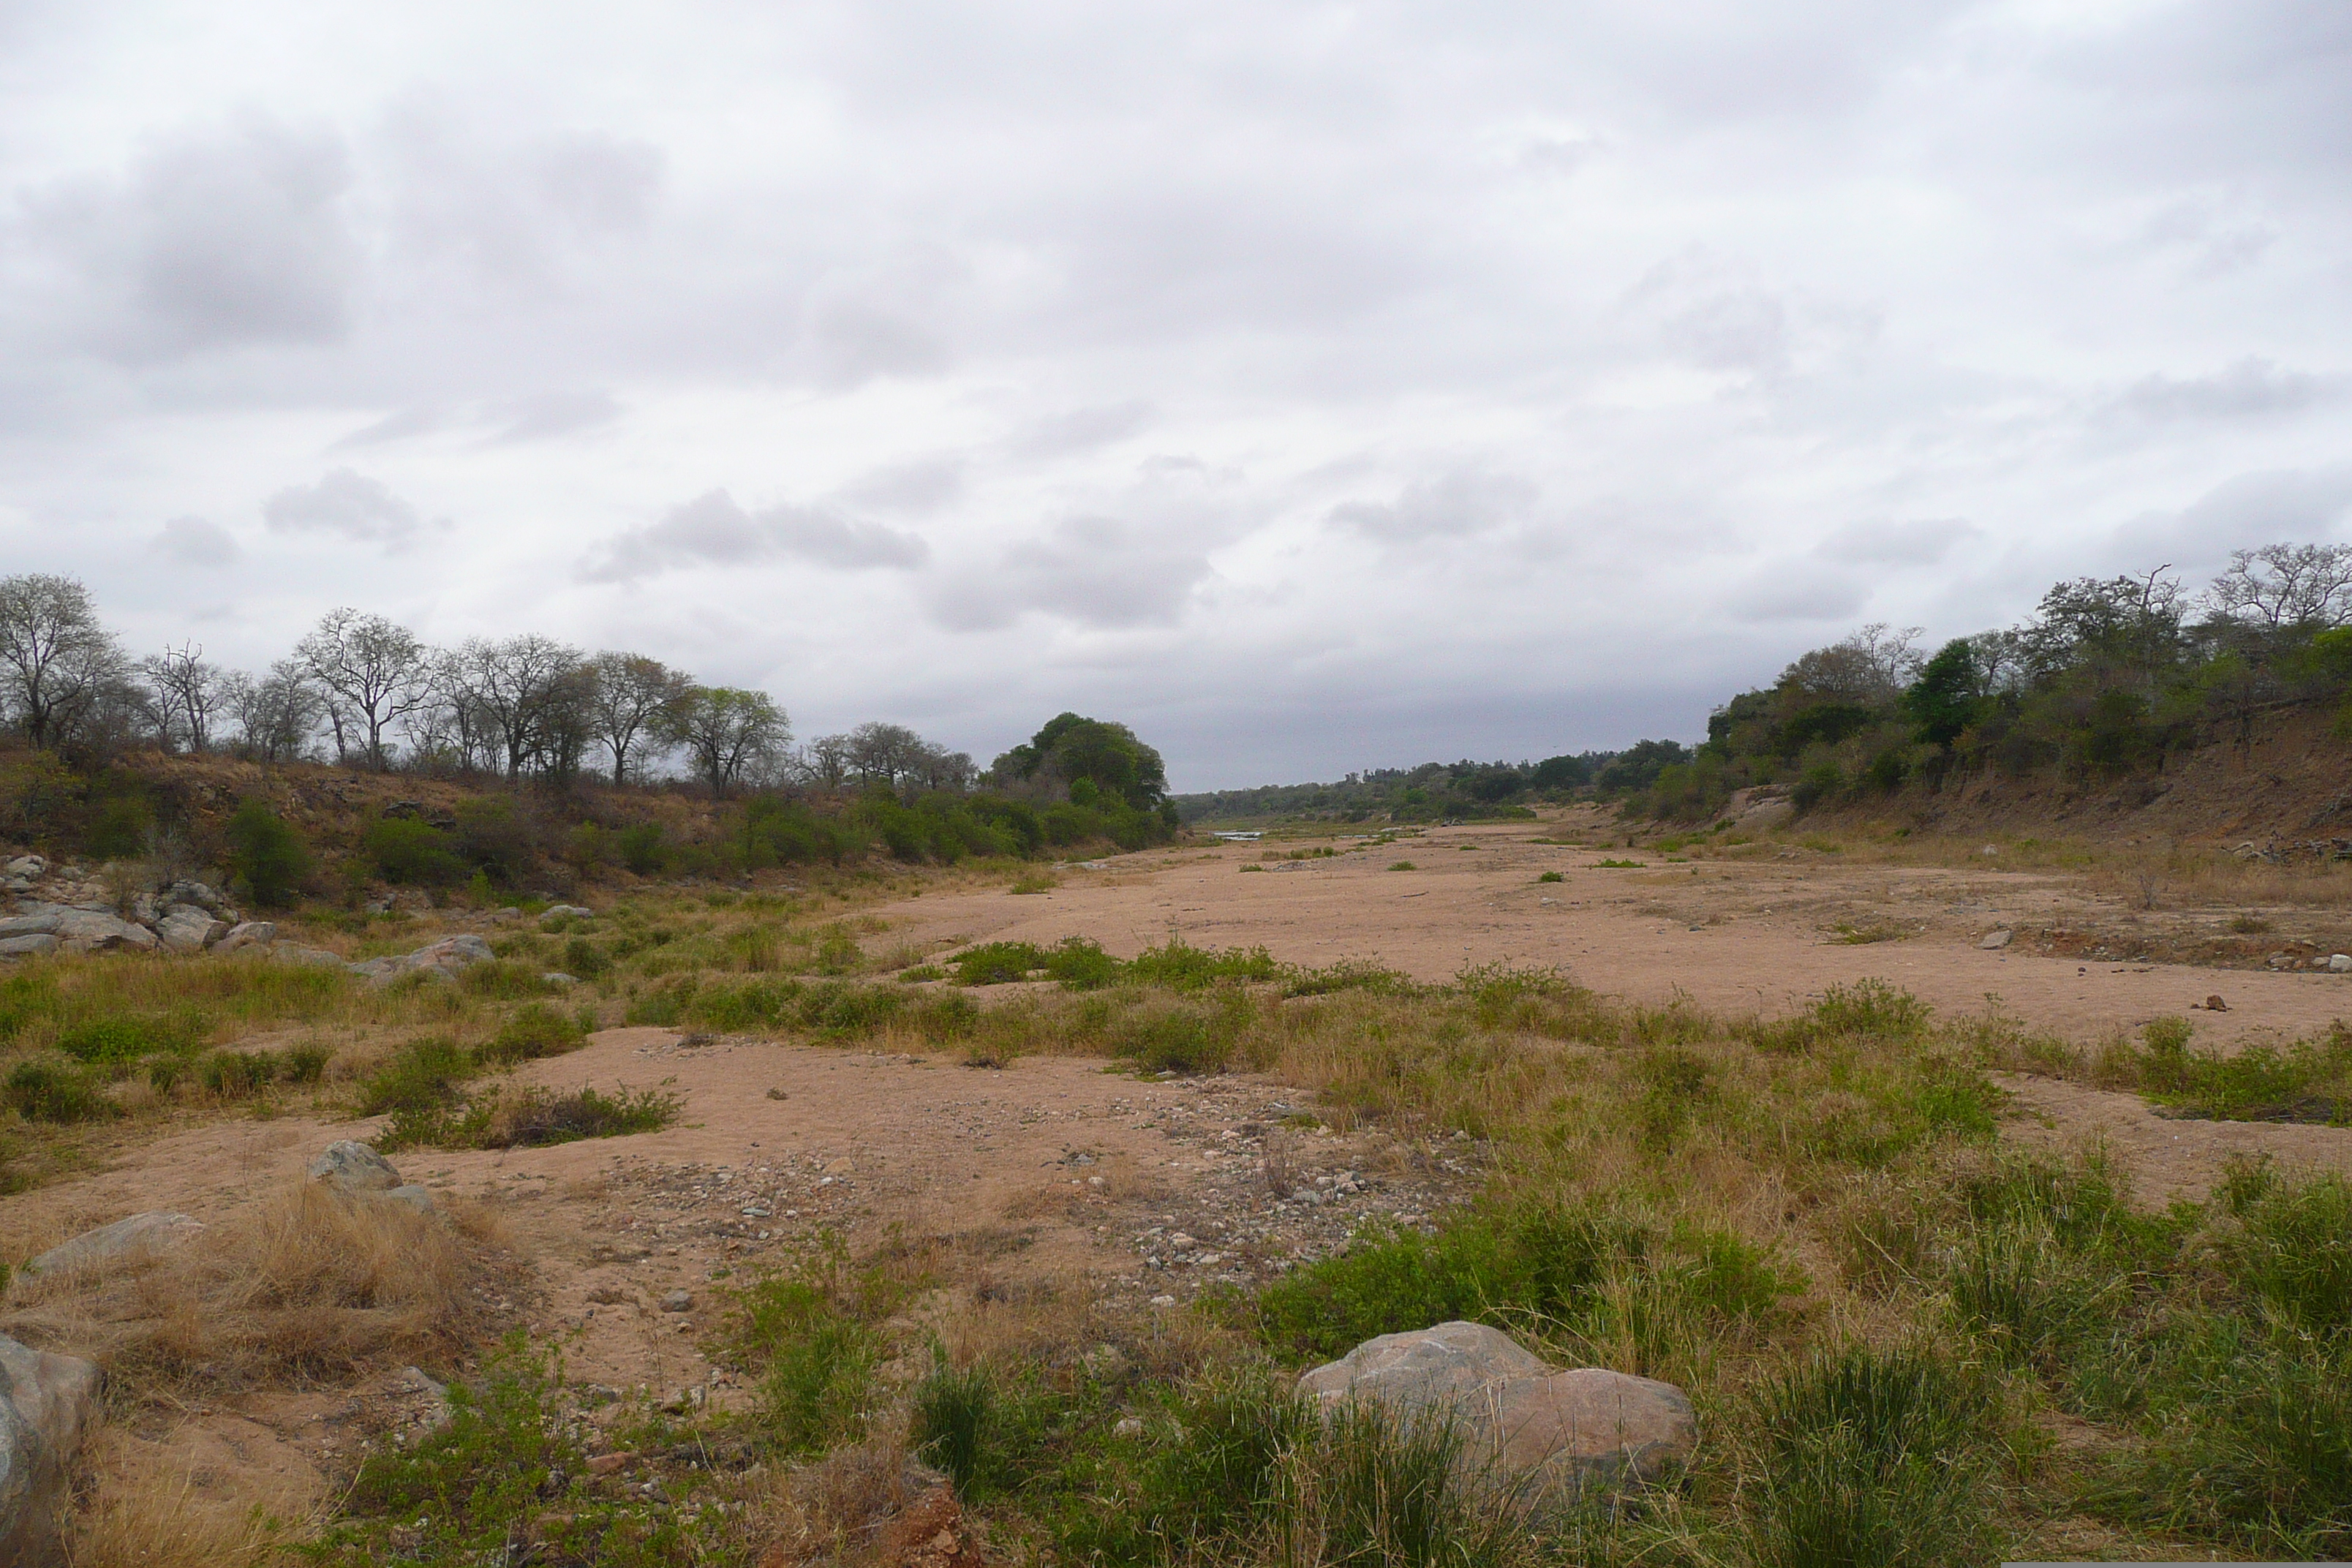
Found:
0,851 -> 593,986
1297,1321 -> 1696,1509
0,856 -> 257,960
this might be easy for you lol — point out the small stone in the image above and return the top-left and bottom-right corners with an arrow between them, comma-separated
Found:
1978,930 -> 2013,950
1080,1343 -> 1131,1381
2204,994 -> 2228,1012
1114,1417 -> 1145,1437
309,1140 -> 402,1194
542,973 -> 578,989
540,905 -> 595,924
211,920 -> 277,953
2329,954 -> 2352,974
661,1289 -> 693,1313
1149,1294 -> 1177,1308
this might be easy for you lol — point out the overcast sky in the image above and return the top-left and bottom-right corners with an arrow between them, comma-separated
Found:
1,0 -> 2346,788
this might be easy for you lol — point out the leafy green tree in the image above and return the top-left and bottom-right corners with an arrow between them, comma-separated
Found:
993,713 -> 1169,809
225,797 -> 311,907
1903,639 -> 1982,748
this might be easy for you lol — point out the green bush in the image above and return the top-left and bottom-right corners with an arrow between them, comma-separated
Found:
225,797 -> 310,908
952,941 -> 1046,985
616,823 -> 669,875
479,1003 -> 587,1066
354,1038 -> 475,1117
363,816 -> 466,886
55,1011 -> 209,1064
197,1049 -> 280,1098
740,1273 -> 881,1458
3,1058 -> 116,1123
561,935 -> 611,979
2217,1166 -> 2352,1333
83,793 -> 153,860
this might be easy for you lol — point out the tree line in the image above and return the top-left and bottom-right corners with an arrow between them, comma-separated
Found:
0,574 -> 995,799
1627,541 -> 2352,819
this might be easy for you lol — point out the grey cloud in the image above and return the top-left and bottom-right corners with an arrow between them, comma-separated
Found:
330,406 -> 445,449
1726,562 -> 1867,623
151,515 -> 241,568
2105,358 -> 2340,424
489,390 -> 625,444
532,132 -> 664,237
262,468 -> 429,547
1328,470 -> 1537,543
838,458 -> 965,515
808,301 -> 950,389
2113,465 -> 2352,568
931,515 -> 1213,631
20,111 -> 357,360
1816,518 -> 1979,567
1009,401 -> 1156,459
581,489 -> 929,582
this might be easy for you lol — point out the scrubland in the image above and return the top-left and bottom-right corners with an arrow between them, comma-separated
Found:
0,843 -> 2348,1567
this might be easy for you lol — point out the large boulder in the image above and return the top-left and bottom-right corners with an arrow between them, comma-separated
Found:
309,1141 -> 402,1194
212,921 -> 277,954
350,934 -> 494,985
0,1334 -> 101,1567
1297,1322 -> 1695,1504
155,907 -> 230,954
0,915 -> 60,941
44,908 -> 158,955
0,936 -> 56,961
23,1213 -> 203,1280
540,905 -> 595,924
159,881 -> 238,922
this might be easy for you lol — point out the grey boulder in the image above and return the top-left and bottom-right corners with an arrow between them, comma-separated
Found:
1297,1322 -> 1695,1503
309,1140 -> 402,1194
350,934 -> 494,985
155,907 -> 230,953
0,936 -> 56,960
267,943 -> 348,968
23,1212 -> 204,1279
0,1333 -> 101,1568
0,915 -> 60,940
212,920 -> 277,953
540,905 -> 594,924
159,880 -> 238,921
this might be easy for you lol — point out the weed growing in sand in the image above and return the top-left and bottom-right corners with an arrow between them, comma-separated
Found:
1536,870 -> 1564,883
377,1082 -> 676,1152
1594,858 -> 1645,868
2098,1016 -> 2352,1122
1385,860 -> 1416,871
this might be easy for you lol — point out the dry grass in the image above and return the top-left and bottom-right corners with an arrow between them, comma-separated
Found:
2,1180 -> 502,1389
63,1431 -> 320,1568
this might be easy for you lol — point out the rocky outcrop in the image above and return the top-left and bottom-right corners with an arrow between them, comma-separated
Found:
347,934 -> 494,985
540,905 -> 595,924
22,1213 -> 204,1279
1297,1322 -> 1696,1504
0,1333 -> 101,1568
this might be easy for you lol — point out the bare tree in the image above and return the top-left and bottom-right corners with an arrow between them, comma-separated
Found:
584,652 -> 693,785
295,608 -> 433,770
444,635 -> 586,780
804,732 -> 853,788
911,744 -> 976,792
138,643 -> 225,753
0,574 -> 130,750
667,687 -> 788,798
2208,543 -> 2352,630
847,720 -> 926,785
222,660 -> 324,763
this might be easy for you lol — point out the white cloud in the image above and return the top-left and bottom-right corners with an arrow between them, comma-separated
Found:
151,515 -> 240,567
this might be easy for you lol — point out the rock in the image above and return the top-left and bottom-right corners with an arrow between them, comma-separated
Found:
3,856 -> 45,878
2330,954 -> 2352,974
0,914 -> 61,940
159,881 -> 237,921
2204,994 -> 2228,1012
1080,1343 -> 1131,1381
155,907 -> 230,953
489,908 -> 524,924
351,934 -> 496,985
0,936 -> 58,960
1297,1322 -> 1695,1504
0,1334 -> 100,1567
540,905 -> 594,924
661,1290 -> 693,1313
542,972 -> 578,989
212,920 -> 277,953
381,1186 -> 437,1213
309,1140 -> 402,1194
1978,930 -> 2013,951
22,906 -> 159,954
872,1477 -> 986,1568
23,1213 -> 203,1278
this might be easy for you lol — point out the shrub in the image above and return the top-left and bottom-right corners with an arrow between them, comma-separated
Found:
1537,870 -> 1564,883
197,1049 -> 280,1098
2217,1167 -> 2352,1333
478,1003 -> 587,1066
377,1084 -> 676,1152
952,942 -> 1047,985
616,823 -> 669,875
3,1058 -> 116,1122
354,1038 -> 475,1117
742,1273 -> 881,1458
913,1360 -> 998,1498
560,935 -> 611,979
56,1011 -> 209,1064
225,797 -> 310,908
363,817 -> 466,886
